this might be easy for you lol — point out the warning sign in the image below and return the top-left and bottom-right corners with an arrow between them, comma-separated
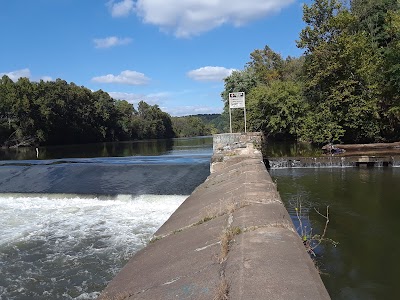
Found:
229,92 -> 245,109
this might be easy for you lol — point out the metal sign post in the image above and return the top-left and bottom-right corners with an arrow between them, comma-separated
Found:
229,104 -> 232,133
228,92 -> 246,133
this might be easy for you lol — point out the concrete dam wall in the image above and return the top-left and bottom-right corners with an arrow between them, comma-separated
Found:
99,133 -> 330,299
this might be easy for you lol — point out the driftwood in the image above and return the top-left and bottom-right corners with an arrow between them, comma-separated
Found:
2,131 -> 36,148
8,137 -> 36,148
322,141 -> 400,155
321,143 -> 345,154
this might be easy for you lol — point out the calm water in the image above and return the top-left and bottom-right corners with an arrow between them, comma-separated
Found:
263,140 -> 323,157
270,167 -> 400,300
0,137 -> 213,299
0,137 -> 213,161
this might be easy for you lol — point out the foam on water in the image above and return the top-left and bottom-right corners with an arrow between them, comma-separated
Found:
0,194 -> 187,299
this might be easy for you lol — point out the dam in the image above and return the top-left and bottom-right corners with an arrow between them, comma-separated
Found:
99,133 -> 330,299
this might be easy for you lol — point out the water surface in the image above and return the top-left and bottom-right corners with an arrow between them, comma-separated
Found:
0,194 -> 186,299
270,167 -> 400,300
0,137 -> 213,161
0,137 -> 213,299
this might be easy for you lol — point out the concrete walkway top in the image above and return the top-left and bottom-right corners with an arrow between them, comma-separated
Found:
99,133 -> 330,300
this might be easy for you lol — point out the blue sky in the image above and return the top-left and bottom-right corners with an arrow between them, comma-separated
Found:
0,0 -> 311,116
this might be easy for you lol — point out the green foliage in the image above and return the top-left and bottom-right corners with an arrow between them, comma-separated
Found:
247,45 -> 285,82
171,114 -> 226,137
222,44 -> 305,137
296,0 -> 399,143
192,114 -> 224,133
220,0 -> 400,144
0,76 -> 175,147
172,116 -> 211,137
247,81 -> 307,139
136,101 -> 174,139
221,68 -> 259,132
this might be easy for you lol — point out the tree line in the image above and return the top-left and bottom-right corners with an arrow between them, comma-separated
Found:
0,76 -> 220,147
221,0 -> 400,144
0,76 -> 177,147
171,114 -> 223,137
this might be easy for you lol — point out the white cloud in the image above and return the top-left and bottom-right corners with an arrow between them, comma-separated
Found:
135,0 -> 295,37
187,66 -> 236,82
0,68 -> 53,82
92,70 -> 150,85
108,0 -> 135,17
109,91 -> 143,102
0,68 -> 31,81
93,36 -> 132,48
108,90 -> 223,116
164,105 -> 223,117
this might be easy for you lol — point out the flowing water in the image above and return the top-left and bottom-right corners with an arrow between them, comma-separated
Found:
3,137 -> 400,299
0,137 -> 213,299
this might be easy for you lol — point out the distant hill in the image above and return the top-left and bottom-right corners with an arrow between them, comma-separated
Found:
171,114 -> 225,137
188,114 -> 225,133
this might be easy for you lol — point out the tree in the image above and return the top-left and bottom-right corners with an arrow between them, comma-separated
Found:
297,0 -> 382,143
172,116 -> 211,137
221,68 -> 258,132
351,0 -> 398,48
351,0 -> 400,140
247,81 -> 307,139
247,45 -> 285,83
136,101 -> 174,139
0,77 -> 175,147
115,100 -> 138,140
0,76 -> 17,143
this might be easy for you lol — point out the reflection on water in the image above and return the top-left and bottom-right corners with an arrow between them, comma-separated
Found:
0,137 -> 213,161
263,140 -> 323,158
0,137 -> 213,195
270,168 -> 400,300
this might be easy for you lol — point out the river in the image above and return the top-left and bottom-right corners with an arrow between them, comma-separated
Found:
0,137 -> 213,299
1,138 -> 399,299
269,157 -> 400,299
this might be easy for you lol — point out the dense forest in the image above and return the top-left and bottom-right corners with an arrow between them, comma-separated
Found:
171,114 -> 224,137
0,77 -> 175,147
0,76 -> 220,147
2,0 -> 398,147
222,0 -> 400,144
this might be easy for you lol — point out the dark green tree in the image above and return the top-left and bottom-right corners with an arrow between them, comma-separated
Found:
247,45 -> 285,83
247,81 -> 307,139
351,0 -> 400,140
297,0 -> 382,143
0,76 -> 175,147
136,101 -> 174,139
221,68 -> 258,132
115,100 -> 138,140
172,116 -> 211,137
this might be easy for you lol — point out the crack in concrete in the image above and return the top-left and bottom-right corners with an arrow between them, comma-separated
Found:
150,201 -> 248,244
106,265 -> 215,300
195,241 -> 221,252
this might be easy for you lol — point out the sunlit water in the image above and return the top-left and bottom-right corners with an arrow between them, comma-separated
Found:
0,138 -> 213,299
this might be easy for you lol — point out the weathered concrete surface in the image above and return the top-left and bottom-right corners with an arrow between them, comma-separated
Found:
99,133 -> 330,300
213,132 -> 263,152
